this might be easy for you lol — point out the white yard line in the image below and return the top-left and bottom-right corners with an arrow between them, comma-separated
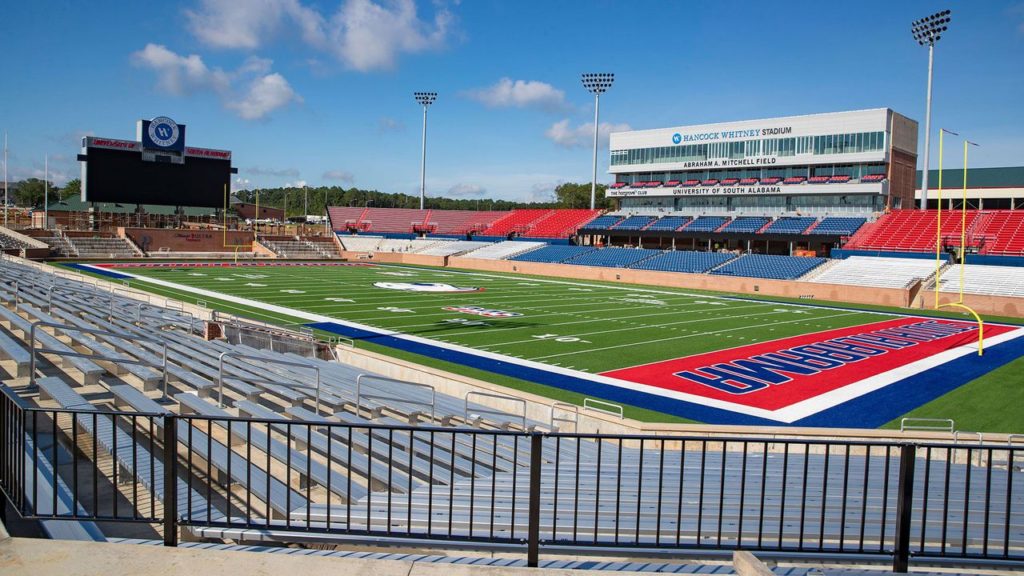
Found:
528,311 -> 863,361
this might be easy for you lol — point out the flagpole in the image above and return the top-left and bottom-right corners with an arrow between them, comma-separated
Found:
3,132 -> 7,227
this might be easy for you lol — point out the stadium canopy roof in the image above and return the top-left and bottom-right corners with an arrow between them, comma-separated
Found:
916,166 -> 1024,189
45,195 -> 218,216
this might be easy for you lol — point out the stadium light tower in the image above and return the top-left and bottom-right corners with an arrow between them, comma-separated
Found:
414,91 -> 437,211
912,9 -> 952,211
3,132 -> 8,227
581,73 -> 614,210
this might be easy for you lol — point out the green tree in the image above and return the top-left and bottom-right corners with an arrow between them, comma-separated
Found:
554,182 -> 611,209
60,178 -> 81,200
13,178 -> 52,208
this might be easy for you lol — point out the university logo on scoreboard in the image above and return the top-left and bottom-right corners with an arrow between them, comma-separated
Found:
139,116 -> 186,153
601,318 -> 1016,421
442,305 -> 523,318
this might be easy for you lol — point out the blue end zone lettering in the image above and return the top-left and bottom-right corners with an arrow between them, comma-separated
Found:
673,367 -> 769,394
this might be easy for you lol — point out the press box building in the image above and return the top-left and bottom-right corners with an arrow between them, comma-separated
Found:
606,108 -> 918,216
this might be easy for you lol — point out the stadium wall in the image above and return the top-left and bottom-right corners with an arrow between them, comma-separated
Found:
121,227 -> 254,252
446,256 -> 913,307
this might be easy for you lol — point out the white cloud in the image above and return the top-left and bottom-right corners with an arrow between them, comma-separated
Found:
227,73 -> 302,120
246,166 -> 300,178
185,0 -> 453,72
447,183 -> 485,197
527,181 -> 560,203
465,78 -> 566,111
131,44 -> 300,120
284,180 -> 309,188
323,170 -> 355,182
130,43 -> 229,95
545,119 -> 631,149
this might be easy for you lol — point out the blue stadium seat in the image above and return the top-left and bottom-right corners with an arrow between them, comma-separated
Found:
721,217 -> 769,233
565,247 -> 662,268
508,245 -> 596,263
645,216 -> 691,231
808,217 -> 867,235
629,250 -> 737,274
762,217 -> 816,234
611,216 -> 656,230
710,254 -> 826,280
580,215 -> 623,230
684,216 -> 729,232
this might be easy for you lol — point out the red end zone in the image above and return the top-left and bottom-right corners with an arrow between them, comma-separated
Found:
600,318 -> 1013,412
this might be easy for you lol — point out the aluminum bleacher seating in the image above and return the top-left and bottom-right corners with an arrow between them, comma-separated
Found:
337,235 -> 384,252
721,217 -> 769,233
938,264 -> 1024,297
807,217 -> 866,236
644,216 -> 691,231
629,250 -> 736,274
762,217 -> 816,234
809,256 -> 940,288
711,254 -> 826,280
460,241 -> 545,260
563,247 -> 661,268
508,245 -> 596,263
414,241 -> 492,257
684,216 -> 729,232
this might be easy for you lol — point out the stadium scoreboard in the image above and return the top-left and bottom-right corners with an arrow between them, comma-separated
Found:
77,116 -> 237,208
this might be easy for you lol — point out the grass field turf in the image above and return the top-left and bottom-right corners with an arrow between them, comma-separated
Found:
64,261 -> 1024,432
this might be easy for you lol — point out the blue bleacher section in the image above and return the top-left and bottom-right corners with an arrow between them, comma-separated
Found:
630,250 -> 737,274
711,254 -> 827,280
763,217 -> 817,234
565,247 -> 661,268
721,217 -> 770,233
645,216 -> 691,231
684,216 -> 728,232
508,244 -> 596,263
580,215 -> 623,230
611,216 -> 656,230
808,217 -> 867,235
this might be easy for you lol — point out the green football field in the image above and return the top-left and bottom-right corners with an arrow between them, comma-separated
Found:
64,261 -> 1024,431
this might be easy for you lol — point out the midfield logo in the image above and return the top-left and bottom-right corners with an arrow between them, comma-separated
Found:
442,306 -> 523,318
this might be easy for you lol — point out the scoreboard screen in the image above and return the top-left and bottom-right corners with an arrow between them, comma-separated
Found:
81,143 -> 233,208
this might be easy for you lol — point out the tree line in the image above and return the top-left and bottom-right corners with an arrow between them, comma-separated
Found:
3,179 -> 613,214
234,182 -> 612,217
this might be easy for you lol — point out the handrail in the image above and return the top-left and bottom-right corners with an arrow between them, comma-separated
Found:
583,398 -> 624,419
549,401 -> 579,431
900,417 -> 954,433
28,320 -> 169,399
217,351 -> 320,413
464,390 -> 526,429
355,373 -> 435,423
953,430 -> 984,445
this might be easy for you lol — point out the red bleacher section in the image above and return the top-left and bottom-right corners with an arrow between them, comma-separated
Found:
329,207 -> 599,239
844,210 -> 1024,255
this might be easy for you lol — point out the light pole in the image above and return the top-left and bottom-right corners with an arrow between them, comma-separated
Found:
414,92 -> 437,211
912,9 -> 952,210
3,132 -> 8,227
581,73 -> 614,210
303,184 -> 308,220
43,154 -> 49,230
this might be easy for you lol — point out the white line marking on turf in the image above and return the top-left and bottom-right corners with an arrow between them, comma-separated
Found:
104,263 -> 1024,423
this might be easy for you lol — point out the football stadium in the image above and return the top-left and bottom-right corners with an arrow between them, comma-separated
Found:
0,3 -> 1022,575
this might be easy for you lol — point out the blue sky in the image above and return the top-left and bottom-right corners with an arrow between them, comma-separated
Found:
1,0 -> 1023,202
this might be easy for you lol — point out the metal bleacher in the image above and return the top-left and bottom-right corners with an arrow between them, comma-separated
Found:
0,255 -> 1020,569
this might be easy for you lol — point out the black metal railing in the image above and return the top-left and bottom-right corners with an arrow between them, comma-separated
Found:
0,390 -> 1020,571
